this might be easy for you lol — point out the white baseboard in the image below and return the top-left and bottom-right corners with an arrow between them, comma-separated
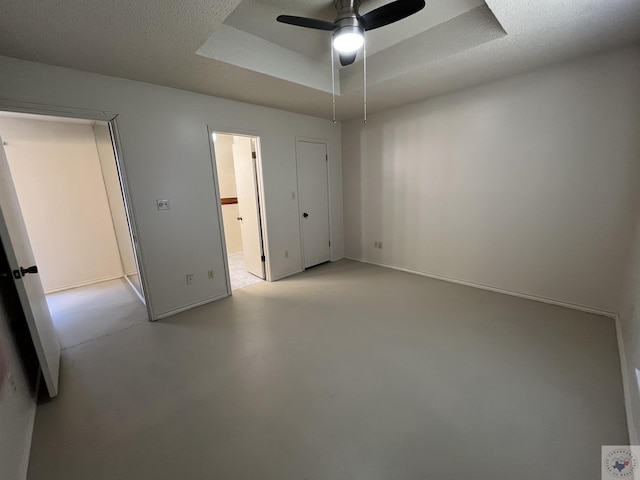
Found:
269,257 -> 343,282
615,314 -> 638,444
44,273 -> 125,294
271,269 -> 303,282
154,292 -> 230,320
346,257 -> 617,319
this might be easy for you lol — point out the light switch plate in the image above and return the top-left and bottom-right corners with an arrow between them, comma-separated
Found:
157,199 -> 170,210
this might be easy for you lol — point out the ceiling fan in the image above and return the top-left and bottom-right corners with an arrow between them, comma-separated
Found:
277,0 -> 426,122
277,0 -> 426,67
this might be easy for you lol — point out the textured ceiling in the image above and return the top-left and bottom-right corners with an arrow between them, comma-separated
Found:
0,0 -> 639,120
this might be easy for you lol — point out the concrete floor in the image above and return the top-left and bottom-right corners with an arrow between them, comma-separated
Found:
46,278 -> 148,349
28,260 -> 627,479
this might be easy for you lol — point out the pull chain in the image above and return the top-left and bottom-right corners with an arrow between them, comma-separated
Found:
363,31 -> 367,124
331,37 -> 336,124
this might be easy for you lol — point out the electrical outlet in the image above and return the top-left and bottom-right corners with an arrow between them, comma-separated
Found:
378,241 -> 383,249
285,250 -> 289,258
186,274 -> 194,285
157,199 -> 170,210
373,241 -> 383,249
208,270 -> 214,279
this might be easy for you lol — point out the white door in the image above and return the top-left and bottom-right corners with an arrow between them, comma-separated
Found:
297,141 -> 330,269
0,135 -> 60,397
232,137 -> 265,279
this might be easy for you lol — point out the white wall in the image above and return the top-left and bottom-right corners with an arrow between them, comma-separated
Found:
0,55 -> 343,318
94,124 -> 137,276
214,134 -> 243,254
619,207 -> 640,443
0,118 -> 125,293
343,45 -> 640,314
0,297 -> 35,480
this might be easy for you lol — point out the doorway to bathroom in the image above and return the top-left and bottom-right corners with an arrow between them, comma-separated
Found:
211,131 -> 266,291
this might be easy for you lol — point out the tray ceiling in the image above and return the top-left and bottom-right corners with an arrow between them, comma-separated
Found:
0,0 -> 639,119
197,0 -> 506,95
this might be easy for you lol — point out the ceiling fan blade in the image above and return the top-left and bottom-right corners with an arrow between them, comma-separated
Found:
360,0 -> 426,31
276,15 -> 337,31
339,51 -> 357,66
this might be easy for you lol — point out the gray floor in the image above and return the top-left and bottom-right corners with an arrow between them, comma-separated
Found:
46,278 -> 148,349
29,260 -> 627,479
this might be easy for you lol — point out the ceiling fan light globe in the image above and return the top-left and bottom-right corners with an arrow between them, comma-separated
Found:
333,27 -> 364,53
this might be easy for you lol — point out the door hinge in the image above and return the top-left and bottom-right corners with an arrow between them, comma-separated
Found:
326,154 -> 328,161
329,241 -> 331,246
261,255 -> 265,262
252,151 -> 257,159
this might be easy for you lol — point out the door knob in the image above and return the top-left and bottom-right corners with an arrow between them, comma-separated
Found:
4,265 -> 37,280
237,217 -> 243,221
303,213 -> 309,218
20,265 -> 38,276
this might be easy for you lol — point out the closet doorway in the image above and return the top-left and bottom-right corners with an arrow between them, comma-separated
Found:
211,131 -> 266,291
0,111 -> 148,350
296,139 -> 331,269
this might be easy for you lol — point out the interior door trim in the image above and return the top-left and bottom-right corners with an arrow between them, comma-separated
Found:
207,125 -> 271,284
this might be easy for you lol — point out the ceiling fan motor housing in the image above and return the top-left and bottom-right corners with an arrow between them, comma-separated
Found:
333,0 -> 365,50
334,0 -> 362,22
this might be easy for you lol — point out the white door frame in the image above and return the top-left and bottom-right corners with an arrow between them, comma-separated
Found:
295,136 -> 333,270
207,126 -> 271,292
0,99 -> 154,320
